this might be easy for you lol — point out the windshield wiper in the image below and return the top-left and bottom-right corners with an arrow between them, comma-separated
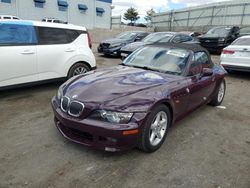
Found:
121,64 -> 180,75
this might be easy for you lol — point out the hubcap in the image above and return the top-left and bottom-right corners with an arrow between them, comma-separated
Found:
73,66 -> 87,76
218,82 -> 225,102
149,111 -> 168,146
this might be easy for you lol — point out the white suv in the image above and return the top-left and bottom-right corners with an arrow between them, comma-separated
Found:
0,20 -> 96,89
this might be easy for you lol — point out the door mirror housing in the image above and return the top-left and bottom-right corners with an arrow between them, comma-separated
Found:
201,68 -> 213,77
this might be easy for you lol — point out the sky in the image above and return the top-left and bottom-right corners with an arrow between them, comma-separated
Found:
112,0 -> 230,22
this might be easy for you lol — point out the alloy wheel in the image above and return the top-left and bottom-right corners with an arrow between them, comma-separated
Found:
217,82 -> 225,103
149,111 -> 168,146
73,66 -> 87,76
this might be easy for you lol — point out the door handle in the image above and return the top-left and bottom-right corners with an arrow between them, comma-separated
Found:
21,50 -> 35,55
65,48 -> 75,52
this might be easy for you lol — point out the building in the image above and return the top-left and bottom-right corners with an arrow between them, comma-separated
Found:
0,0 -> 112,29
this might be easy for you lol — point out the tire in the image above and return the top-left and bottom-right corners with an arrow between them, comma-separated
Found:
67,63 -> 90,79
209,79 -> 226,106
138,105 -> 171,153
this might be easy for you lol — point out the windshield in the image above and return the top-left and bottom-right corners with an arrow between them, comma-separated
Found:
123,46 -> 190,75
232,38 -> 250,45
143,33 -> 173,43
116,32 -> 137,40
240,27 -> 250,34
206,27 -> 231,37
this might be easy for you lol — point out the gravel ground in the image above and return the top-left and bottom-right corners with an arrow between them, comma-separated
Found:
0,48 -> 249,188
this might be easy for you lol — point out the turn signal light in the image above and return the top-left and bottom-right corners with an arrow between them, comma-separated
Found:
122,129 -> 139,135
223,50 -> 235,54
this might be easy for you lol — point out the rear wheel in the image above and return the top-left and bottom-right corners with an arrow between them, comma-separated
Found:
138,105 -> 171,153
210,79 -> 226,106
68,63 -> 90,79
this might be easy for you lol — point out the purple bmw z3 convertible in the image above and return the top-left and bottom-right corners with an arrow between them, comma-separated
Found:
51,43 -> 227,153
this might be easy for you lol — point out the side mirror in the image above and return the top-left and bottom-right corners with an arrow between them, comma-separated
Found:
201,68 -> 213,77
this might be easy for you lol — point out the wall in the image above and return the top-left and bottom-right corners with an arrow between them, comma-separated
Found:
90,26 -> 153,43
0,0 -> 112,29
152,0 -> 250,32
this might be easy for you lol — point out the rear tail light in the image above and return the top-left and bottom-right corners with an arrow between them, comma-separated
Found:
222,50 -> 235,54
87,31 -> 92,49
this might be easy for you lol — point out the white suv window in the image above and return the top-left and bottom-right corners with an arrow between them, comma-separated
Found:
0,23 -> 37,45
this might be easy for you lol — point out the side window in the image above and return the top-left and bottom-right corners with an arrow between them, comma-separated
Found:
65,30 -> 82,43
0,23 -> 37,45
189,60 -> 202,76
38,27 -> 69,44
172,35 -> 181,43
188,52 -> 211,76
194,51 -> 212,68
181,35 -> 192,42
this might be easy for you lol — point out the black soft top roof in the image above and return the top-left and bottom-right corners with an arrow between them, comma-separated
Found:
148,42 -> 209,53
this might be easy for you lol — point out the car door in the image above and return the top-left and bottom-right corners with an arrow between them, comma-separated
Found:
0,22 -> 37,87
36,26 -> 77,80
186,52 -> 216,111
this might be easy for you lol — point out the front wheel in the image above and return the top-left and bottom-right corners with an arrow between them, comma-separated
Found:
210,79 -> 226,106
138,105 -> 171,153
67,63 -> 90,79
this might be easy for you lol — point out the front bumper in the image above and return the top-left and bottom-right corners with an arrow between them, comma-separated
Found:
200,43 -> 227,53
51,97 -> 140,152
98,45 -> 122,56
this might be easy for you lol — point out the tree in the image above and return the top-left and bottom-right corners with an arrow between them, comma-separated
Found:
124,7 -> 140,24
144,8 -> 155,25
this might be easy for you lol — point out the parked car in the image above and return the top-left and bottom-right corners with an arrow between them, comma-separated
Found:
0,20 -> 96,89
42,17 -> 67,24
0,15 -> 19,20
180,31 -> 202,37
120,32 -> 199,59
221,36 -> 250,72
239,26 -> 250,37
52,43 -> 227,153
199,26 -> 240,53
97,31 -> 150,57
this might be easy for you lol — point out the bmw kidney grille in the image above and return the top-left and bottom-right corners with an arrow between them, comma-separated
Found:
60,96 -> 84,117
69,101 -> 84,117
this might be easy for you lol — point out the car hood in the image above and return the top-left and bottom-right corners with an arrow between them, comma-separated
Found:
64,66 -> 182,111
199,33 -> 226,39
121,41 -> 148,51
101,38 -> 128,45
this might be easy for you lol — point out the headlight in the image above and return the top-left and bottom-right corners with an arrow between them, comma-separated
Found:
218,38 -> 225,42
89,110 -> 133,124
